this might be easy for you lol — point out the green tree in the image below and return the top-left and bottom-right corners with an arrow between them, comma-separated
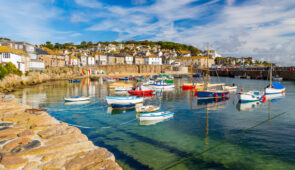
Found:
81,41 -> 87,45
0,64 -> 8,79
4,62 -> 22,76
45,41 -> 54,49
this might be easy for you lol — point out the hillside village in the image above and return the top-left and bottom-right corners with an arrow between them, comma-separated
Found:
0,38 -> 266,74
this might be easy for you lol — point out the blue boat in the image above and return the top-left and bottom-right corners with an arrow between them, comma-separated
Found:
196,90 -> 229,98
193,73 -> 203,78
111,103 -> 135,109
69,79 -> 81,83
119,77 -> 129,81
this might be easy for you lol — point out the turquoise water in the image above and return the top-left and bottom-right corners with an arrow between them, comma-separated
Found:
13,77 -> 295,169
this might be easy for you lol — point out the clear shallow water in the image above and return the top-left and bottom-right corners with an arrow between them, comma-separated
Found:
13,77 -> 295,170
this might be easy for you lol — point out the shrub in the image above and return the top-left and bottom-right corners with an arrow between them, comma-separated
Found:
4,62 -> 22,76
0,64 -> 8,79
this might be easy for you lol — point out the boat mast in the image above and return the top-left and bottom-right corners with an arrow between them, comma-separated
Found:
270,56 -> 272,87
205,44 -> 209,90
191,63 -> 193,85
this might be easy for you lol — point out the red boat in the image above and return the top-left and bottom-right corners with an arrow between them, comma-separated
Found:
182,84 -> 195,90
128,86 -> 154,96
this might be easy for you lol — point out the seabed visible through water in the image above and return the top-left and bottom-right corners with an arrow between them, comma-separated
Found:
13,77 -> 295,169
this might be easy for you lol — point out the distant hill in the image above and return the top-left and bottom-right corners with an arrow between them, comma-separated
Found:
41,40 -> 203,55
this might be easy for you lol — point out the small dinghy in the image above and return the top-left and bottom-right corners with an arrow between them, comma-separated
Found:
136,105 -> 160,113
114,86 -> 133,91
128,86 -> 154,95
69,79 -> 81,83
138,111 -> 174,121
237,91 -> 264,102
222,84 -> 237,92
64,96 -> 90,102
106,96 -> 144,105
149,81 -> 175,90
111,103 -> 136,109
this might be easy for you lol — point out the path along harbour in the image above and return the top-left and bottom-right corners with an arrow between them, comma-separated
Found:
12,77 -> 295,170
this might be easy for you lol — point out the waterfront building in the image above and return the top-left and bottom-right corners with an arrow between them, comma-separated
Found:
69,56 -> 78,66
144,55 -> 162,65
107,55 -> 116,65
204,50 -> 222,59
134,57 -> 144,65
125,55 -> 134,64
87,56 -> 95,66
98,55 -> 107,65
178,56 -> 215,68
0,46 -> 27,73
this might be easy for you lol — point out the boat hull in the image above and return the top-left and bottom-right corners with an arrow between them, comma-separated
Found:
237,92 -> 263,102
138,111 -> 174,121
128,90 -> 154,95
106,96 -> 144,105
64,97 -> 90,102
265,87 -> 285,95
111,103 -> 135,109
196,91 -> 229,98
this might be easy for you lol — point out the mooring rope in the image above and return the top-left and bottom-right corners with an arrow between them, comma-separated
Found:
161,111 -> 287,170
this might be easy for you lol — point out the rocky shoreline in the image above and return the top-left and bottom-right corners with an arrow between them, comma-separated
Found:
0,94 -> 122,169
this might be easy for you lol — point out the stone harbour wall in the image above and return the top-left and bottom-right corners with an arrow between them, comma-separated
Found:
0,94 -> 122,170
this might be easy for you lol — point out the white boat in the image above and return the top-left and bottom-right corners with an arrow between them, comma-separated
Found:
222,85 -> 237,92
106,96 -> 144,105
138,111 -> 174,121
265,63 -> 285,95
272,75 -> 283,81
142,80 -> 155,86
64,100 -> 90,105
64,96 -> 90,102
105,78 -> 116,82
114,86 -> 133,91
136,105 -> 160,113
237,91 -> 264,102
265,83 -> 285,95
149,81 -> 175,90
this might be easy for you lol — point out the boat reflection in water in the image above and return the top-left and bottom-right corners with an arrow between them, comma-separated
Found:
265,93 -> 285,101
236,101 -> 261,111
197,97 -> 230,110
64,100 -> 90,105
107,106 -> 136,115
139,118 -> 172,126
236,93 -> 285,111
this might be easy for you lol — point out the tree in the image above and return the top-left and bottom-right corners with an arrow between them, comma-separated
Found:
80,41 -> 87,45
87,41 -> 93,46
0,64 -> 8,79
45,41 -> 54,49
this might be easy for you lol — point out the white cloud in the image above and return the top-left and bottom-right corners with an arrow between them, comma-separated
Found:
71,13 -> 89,23
132,0 -> 147,5
74,0 -> 102,8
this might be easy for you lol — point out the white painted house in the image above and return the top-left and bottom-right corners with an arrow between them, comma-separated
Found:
0,52 -> 26,73
80,56 -> 87,66
99,55 -> 107,65
29,61 -> 45,71
144,56 -> 162,65
125,55 -> 133,64
87,56 -> 95,66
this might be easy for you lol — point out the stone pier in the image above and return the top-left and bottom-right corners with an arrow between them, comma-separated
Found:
0,95 -> 122,170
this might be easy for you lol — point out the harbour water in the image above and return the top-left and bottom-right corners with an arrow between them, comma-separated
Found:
13,77 -> 295,169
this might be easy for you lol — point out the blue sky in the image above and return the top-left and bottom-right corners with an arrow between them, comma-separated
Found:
0,0 -> 295,65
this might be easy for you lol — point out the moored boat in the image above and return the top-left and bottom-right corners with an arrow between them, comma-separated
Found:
136,105 -> 160,113
222,84 -> 237,92
111,103 -> 136,109
69,79 -> 81,83
114,86 -> 133,91
196,90 -> 230,98
237,91 -> 264,102
149,81 -> 175,90
106,96 -> 144,105
64,96 -> 90,102
265,83 -> 285,95
128,86 -> 154,95
138,111 -> 174,121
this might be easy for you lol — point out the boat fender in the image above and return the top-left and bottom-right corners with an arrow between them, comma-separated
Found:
214,94 -> 218,98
